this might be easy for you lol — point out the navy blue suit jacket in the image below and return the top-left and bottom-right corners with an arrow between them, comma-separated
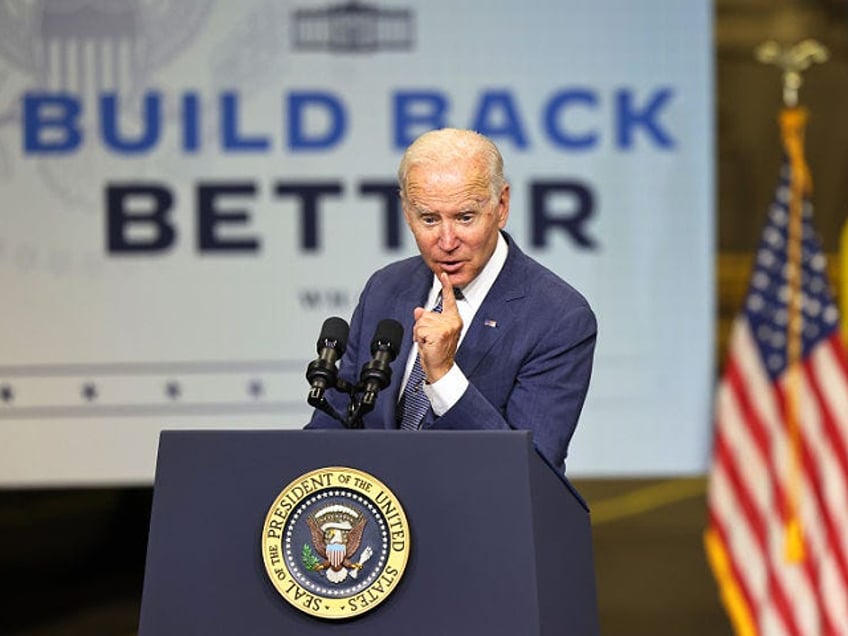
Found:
305,233 -> 597,471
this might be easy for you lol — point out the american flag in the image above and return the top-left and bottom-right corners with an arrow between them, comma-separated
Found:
705,156 -> 848,635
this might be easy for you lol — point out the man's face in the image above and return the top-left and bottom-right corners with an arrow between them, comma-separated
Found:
402,158 -> 509,289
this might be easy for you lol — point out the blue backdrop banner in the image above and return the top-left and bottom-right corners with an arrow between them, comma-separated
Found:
0,0 -> 713,483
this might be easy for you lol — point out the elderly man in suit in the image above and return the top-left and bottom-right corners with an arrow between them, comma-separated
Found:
306,128 -> 596,472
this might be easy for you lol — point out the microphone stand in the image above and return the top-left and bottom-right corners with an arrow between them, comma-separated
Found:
306,317 -> 402,429
307,378 -> 376,429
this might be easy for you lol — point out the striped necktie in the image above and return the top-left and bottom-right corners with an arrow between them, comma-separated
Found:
397,289 -> 461,430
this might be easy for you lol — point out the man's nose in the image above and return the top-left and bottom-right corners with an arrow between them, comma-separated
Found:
437,222 -> 459,250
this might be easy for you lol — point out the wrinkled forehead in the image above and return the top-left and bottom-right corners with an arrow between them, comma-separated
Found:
404,158 -> 492,208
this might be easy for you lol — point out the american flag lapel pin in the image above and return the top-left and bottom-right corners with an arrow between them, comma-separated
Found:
484,319 -> 497,328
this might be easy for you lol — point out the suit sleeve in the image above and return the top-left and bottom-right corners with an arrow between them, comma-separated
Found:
424,302 -> 597,471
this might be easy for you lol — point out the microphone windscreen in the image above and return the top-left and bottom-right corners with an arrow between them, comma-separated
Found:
317,316 -> 350,355
370,319 -> 404,358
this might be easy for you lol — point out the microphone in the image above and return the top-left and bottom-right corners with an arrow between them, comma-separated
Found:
359,319 -> 404,410
306,317 -> 349,402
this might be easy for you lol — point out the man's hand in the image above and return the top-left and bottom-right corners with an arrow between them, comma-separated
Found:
413,272 -> 463,383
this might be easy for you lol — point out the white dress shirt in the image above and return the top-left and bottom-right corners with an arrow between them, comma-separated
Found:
399,232 -> 509,416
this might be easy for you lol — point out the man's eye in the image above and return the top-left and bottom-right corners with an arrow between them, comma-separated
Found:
420,215 -> 438,225
459,213 -> 475,223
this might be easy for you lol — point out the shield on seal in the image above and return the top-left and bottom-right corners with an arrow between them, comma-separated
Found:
327,542 -> 345,569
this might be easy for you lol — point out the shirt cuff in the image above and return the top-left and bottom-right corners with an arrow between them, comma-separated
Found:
422,364 -> 468,416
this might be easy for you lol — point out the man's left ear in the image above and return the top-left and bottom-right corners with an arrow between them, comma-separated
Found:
498,184 -> 511,226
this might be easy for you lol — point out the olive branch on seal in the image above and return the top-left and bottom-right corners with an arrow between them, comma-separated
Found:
302,543 -> 320,570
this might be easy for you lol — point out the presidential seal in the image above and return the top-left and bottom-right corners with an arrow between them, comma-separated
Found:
261,467 -> 410,619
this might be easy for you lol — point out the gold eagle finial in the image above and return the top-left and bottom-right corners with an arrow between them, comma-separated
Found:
754,39 -> 829,107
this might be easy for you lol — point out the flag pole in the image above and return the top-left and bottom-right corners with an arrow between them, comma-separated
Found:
754,39 -> 828,563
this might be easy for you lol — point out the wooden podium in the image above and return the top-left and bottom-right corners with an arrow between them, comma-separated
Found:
138,429 -> 599,635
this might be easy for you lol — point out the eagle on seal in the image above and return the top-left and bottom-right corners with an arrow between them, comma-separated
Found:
307,514 -> 367,582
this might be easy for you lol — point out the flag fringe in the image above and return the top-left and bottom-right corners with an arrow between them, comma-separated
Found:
704,527 -> 757,636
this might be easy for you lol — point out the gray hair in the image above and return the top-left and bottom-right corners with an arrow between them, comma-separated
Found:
397,128 -> 506,201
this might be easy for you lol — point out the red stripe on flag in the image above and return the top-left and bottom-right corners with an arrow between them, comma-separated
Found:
706,151 -> 848,635
715,430 -> 767,548
771,379 -> 844,634
715,428 -> 803,636
827,332 -> 848,377
798,440 -> 844,636
806,338 -> 848,485
726,343 -> 840,633
724,354 -> 772,463
706,505 -> 758,627
801,358 -> 848,578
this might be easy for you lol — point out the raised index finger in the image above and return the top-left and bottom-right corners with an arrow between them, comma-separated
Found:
439,272 -> 458,313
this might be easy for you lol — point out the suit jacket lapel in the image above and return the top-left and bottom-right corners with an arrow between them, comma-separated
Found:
393,261 -> 432,365
379,261 -> 431,422
455,238 -> 527,378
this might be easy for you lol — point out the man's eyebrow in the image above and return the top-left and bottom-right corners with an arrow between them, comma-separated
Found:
409,196 -> 488,216
458,199 -> 489,212
410,204 -> 435,215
